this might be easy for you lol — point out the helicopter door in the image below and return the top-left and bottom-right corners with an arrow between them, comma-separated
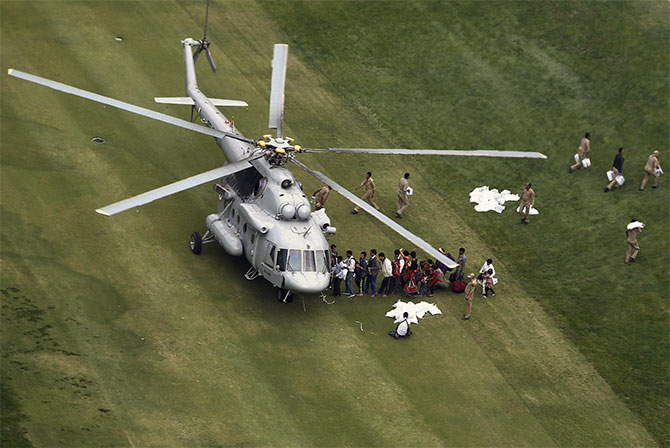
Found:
260,241 -> 282,287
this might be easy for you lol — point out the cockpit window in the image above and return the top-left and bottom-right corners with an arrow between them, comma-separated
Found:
287,250 -> 301,272
303,250 -> 316,272
253,178 -> 268,197
277,249 -> 288,271
264,244 -> 276,267
315,250 -> 328,273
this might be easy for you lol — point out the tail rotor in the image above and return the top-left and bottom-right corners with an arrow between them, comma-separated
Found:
193,0 -> 217,73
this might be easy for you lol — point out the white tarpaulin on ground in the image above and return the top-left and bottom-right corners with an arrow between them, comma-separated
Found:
469,186 -> 520,213
385,300 -> 442,325
516,205 -> 540,215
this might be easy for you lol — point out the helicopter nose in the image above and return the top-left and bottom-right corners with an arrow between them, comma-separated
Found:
282,272 -> 330,294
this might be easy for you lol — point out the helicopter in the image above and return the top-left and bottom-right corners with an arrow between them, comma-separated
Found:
8,2 -> 546,303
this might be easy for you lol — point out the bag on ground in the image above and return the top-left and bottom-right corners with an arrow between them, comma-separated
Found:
451,279 -> 467,293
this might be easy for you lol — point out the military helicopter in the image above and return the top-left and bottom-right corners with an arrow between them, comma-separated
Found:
8,2 -> 546,302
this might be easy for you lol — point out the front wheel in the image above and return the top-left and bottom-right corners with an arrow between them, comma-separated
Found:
190,232 -> 202,255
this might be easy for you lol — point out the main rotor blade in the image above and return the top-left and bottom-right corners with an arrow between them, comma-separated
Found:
303,148 -> 548,159
7,69 -> 255,145
205,48 -> 217,73
96,156 -> 261,216
268,44 -> 288,139
290,158 -> 458,269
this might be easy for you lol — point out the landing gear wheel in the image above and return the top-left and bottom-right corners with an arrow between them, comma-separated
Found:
277,288 -> 293,303
190,232 -> 202,255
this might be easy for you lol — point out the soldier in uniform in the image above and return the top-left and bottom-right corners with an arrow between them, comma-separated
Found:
312,185 -> 331,210
352,171 -> 380,214
462,273 -> 477,321
396,172 -> 411,218
625,219 -> 643,263
569,132 -> 591,173
519,182 -> 535,224
640,150 -> 661,191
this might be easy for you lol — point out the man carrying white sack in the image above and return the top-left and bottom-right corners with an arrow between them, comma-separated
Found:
519,182 -> 535,224
625,219 -> 644,263
605,147 -> 625,192
640,150 -> 661,191
569,132 -> 591,173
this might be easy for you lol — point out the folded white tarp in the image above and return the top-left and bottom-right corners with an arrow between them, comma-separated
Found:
470,186 -> 520,213
626,221 -> 644,231
385,300 -> 442,325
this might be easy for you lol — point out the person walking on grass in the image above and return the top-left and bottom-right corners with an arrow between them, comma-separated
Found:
352,171 -> 380,214
312,185 -> 331,210
519,182 -> 535,224
640,150 -> 661,191
605,147 -> 625,192
569,132 -> 591,173
454,247 -> 466,281
462,273 -> 477,321
365,249 -> 382,297
396,172 -> 411,218
625,219 -> 644,263
355,251 -> 368,296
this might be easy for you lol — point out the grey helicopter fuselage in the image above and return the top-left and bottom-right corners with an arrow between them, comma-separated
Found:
182,39 -> 333,295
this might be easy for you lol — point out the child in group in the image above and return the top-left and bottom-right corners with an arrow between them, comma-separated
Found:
483,269 -> 496,297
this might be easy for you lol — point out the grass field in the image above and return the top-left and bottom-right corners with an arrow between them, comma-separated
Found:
1,0 -> 668,446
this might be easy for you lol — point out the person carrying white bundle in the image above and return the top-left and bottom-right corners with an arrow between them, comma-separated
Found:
605,147 -> 625,192
625,219 -> 644,263
569,132 -> 591,173
640,150 -> 661,191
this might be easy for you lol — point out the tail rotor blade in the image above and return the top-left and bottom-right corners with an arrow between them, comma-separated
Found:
203,0 -> 210,38
193,45 -> 203,63
205,48 -> 217,73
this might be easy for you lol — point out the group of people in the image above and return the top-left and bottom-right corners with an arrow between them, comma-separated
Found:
312,171 -> 413,219
568,132 -> 660,262
328,245 -> 445,299
569,132 -> 662,192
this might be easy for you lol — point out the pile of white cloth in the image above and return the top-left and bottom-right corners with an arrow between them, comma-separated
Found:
469,186 -> 520,213
385,300 -> 442,325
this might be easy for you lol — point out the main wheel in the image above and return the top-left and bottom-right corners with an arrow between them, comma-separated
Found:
190,232 -> 202,255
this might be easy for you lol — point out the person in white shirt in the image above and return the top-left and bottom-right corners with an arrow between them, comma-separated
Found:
389,312 -> 411,339
344,250 -> 356,297
379,252 -> 393,296
477,258 -> 496,294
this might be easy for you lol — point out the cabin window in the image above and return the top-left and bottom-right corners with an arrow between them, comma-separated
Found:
264,244 -> 276,267
277,249 -> 287,271
287,249 -> 301,272
316,250 -> 328,273
303,250 -> 316,272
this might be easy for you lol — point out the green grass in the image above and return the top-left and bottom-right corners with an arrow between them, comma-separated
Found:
1,0 -> 667,446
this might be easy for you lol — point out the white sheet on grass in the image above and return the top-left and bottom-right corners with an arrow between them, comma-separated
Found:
515,205 -> 540,215
385,300 -> 442,325
469,186 -> 520,213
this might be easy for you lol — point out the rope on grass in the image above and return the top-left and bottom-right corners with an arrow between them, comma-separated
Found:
355,321 -> 364,332
321,292 -> 335,305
